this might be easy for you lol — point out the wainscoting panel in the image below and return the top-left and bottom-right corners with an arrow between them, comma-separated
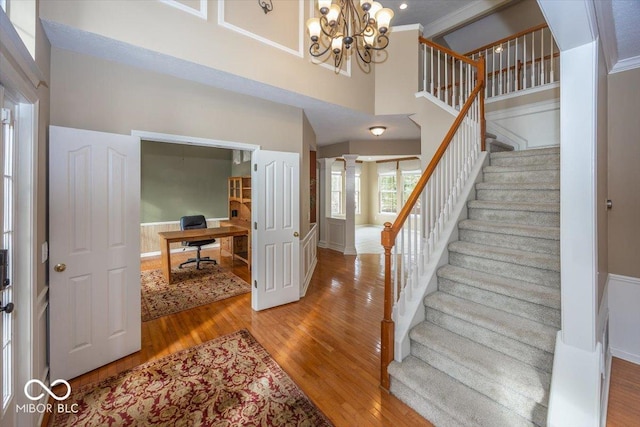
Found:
609,273 -> 640,364
326,218 -> 346,253
301,223 -> 318,297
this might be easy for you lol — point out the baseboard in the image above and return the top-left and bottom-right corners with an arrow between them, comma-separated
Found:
610,347 -> 640,365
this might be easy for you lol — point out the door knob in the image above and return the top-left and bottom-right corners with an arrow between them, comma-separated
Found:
293,232 -> 299,237
0,302 -> 14,314
54,263 -> 66,272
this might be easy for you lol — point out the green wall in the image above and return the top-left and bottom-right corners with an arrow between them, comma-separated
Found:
141,141 -> 232,223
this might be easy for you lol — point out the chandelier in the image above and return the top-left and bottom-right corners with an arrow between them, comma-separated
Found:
306,0 -> 394,71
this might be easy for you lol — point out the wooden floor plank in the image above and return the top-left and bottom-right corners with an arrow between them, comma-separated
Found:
42,246 -> 640,427
44,247 -> 433,427
607,356 -> 640,426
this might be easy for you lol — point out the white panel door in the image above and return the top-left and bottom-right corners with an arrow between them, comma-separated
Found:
252,150 -> 300,311
49,126 -> 141,381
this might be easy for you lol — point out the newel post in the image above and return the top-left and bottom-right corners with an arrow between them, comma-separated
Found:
380,222 -> 395,391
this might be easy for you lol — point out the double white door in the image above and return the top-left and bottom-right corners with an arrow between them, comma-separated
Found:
49,128 -> 302,381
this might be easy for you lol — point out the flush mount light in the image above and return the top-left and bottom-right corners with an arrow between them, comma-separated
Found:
399,2 -> 408,10
369,126 -> 386,136
494,44 -> 504,53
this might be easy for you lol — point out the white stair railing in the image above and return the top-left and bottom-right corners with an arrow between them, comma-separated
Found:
419,36 -> 478,109
381,51 -> 485,389
465,24 -> 559,99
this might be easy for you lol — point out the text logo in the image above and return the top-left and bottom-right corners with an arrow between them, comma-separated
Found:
24,379 -> 72,401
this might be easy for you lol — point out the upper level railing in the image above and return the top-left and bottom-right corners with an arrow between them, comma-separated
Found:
419,36 -> 478,109
380,42 -> 485,390
465,24 -> 559,99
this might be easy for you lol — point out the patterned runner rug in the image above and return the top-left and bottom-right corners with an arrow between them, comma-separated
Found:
141,264 -> 250,321
51,330 -> 333,426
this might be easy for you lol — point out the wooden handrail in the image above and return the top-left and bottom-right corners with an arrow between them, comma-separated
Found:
387,83 -> 483,238
419,36 -> 477,66
464,23 -> 549,57
380,74 -> 485,390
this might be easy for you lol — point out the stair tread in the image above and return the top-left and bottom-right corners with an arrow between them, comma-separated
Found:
490,147 -> 559,158
389,357 -> 535,427
448,240 -> 560,272
438,264 -> 560,309
459,219 -> 559,240
411,322 -> 551,405
468,199 -> 560,213
424,292 -> 558,353
484,164 -> 560,173
476,181 -> 560,190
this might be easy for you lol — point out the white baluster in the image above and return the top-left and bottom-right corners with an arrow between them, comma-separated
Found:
523,34 -> 528,90
541,28 -> 545,85
531,30 -> 535,88
507,39 -> 511,93
430,46 -> 434,93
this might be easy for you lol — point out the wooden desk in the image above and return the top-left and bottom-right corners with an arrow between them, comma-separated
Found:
158,226 -> 249,284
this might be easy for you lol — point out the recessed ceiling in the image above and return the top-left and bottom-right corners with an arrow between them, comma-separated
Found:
595,0 -> 640,73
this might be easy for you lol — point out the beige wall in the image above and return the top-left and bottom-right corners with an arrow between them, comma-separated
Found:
608,67 -> 640,279
50,47 -> 311,241
40,0 -> 375,114
375,27 -> 422,116
356,162 -> 371,225
318,138 -> 421,159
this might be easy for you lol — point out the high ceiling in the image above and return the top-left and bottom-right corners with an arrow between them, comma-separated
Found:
42,0 -> 640,148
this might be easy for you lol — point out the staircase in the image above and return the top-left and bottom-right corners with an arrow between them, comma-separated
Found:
388,147 -> 560,427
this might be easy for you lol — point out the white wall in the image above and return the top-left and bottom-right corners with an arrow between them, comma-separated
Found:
609,275 -> 640,364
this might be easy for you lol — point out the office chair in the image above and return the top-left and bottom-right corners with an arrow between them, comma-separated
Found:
178,215 -> 217,270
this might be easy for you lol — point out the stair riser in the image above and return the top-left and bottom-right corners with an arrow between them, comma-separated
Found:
483,170 -> 559,183
425,309 -> 554,372
490,155 -> 559,167
439,278 -> 561,328
410,341 -> 548,426
469,207 -> 560,227
459,229 -> 560,255
389,379 -> 466,427
476,188 -> 560,203
449,252 -> 560,287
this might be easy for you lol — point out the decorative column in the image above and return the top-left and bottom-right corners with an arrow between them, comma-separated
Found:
317,158 -> 330,248
343,154 -> 358,255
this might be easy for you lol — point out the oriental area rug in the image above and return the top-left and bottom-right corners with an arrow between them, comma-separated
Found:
51,330 -> 333,427
140,264 -> 251,321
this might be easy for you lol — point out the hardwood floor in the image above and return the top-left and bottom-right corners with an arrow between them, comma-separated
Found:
43,246 -> 640,426
607,357 -> 640,426
45,248 -> 433,427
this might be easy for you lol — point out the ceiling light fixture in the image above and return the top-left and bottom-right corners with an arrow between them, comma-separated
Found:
258,0 -> 273,14
399,2 -> 408,10
306,0 -> 394,72
494,44 -> 504,53
369,126 -> 386,136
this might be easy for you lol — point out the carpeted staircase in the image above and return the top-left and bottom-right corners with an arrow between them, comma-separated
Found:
388,147 -> 560,427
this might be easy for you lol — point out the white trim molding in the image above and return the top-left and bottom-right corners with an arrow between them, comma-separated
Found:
608,273 -> 640,364
300,223 -> 318,297
131,130 -> 260,151
159,0 -> 207,20
218,0 -> 304,58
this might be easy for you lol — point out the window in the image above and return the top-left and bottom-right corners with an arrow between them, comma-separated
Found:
378,174 -> 397,213
401,171 -> 421,204
331,171 -> 343,215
